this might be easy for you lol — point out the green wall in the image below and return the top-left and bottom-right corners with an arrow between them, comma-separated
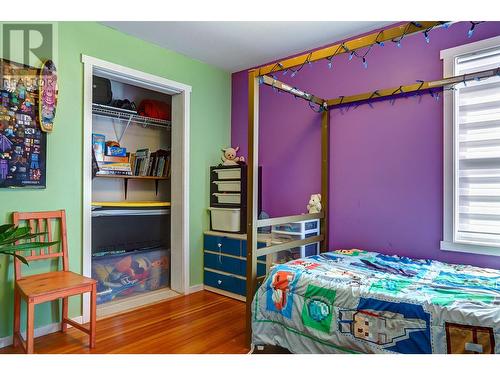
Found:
0,22 -> 230,338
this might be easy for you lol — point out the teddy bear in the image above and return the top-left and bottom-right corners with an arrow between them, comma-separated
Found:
307,193 -> 322,214
221,146 -> 245,166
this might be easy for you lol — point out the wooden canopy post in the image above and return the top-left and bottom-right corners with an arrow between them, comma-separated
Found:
320,110 -> 330,252
245,69 -> 259,347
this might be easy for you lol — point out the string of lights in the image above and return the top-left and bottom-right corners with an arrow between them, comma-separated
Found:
258,21 -> 487,112
332,67 -> 500,112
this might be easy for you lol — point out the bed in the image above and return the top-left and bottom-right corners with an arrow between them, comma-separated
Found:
252,249 -> 500,354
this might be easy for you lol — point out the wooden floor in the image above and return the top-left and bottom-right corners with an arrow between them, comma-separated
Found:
0,291 -> 249,354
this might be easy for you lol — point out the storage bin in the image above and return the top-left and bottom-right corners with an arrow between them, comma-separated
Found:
213,180 -> 241,192
209,207 -> 241,232
272,247 -> 301,264
213,168 -> 241,180
92,247 -> 170,305
212,192 -> 241,205
273,219 -> 319,233
271,231 -> 302,243
273,223 -> 303,233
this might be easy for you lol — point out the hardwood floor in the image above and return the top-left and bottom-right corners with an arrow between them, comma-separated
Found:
0,291 -> 249,354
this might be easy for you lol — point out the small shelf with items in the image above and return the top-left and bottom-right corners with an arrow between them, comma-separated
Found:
92,103 -> 171,129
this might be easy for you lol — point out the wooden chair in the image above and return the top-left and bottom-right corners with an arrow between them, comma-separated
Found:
12,210 -> 96,354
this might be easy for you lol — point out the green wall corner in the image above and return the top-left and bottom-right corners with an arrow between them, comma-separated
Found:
0,22 -> 230,339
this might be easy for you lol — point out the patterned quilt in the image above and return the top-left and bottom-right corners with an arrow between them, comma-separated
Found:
252,249 -> 500,354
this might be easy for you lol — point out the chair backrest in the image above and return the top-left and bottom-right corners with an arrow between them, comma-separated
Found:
12,210 -> 68,280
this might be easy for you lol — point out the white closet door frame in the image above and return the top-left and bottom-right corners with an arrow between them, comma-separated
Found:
81,55 -> 191,323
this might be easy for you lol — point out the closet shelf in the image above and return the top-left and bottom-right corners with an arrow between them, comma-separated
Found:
92,103 -> 172,129
94,174 -> 169,199
91,201 -> 171,208
96,175 -> 169,181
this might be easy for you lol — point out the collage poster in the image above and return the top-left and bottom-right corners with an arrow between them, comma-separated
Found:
0,59 -> 46,188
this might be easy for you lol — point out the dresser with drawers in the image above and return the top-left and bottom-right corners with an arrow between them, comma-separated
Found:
203,230 -> 270,301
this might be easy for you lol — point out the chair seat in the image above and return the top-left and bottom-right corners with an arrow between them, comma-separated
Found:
16,271 -> 96,300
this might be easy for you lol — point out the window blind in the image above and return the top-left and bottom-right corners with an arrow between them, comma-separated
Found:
455,47 -> 500,247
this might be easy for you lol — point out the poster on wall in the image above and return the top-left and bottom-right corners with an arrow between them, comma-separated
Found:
0,59 -> 47,189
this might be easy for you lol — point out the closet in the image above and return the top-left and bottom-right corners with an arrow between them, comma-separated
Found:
89,73 -> 176,317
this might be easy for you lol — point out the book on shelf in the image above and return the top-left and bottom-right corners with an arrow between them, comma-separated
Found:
95,170 -> 132,176
128,148 -> 170,178
135,148 -> 150,176
103,155 -> 129,163
91,134 -> 133,176
97,161 -> 131,170
156,149 -> 171,178
92,133 -> 106,162
128,152 -> 136,174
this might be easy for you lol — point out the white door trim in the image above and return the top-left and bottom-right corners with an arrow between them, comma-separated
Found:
81,55 -> 191,323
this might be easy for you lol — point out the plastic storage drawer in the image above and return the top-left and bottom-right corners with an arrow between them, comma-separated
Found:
272,247 -> 302,264
213,180 -> 241,192
212,193 -> 241,205
208,207 -> 240,232
212,168 -> 241,180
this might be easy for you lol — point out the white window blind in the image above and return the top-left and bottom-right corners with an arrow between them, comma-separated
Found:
454,47 -> 500,248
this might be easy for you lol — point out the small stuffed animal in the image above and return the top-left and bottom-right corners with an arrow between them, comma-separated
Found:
221,146 -> 245,166
307,194 -> 322,214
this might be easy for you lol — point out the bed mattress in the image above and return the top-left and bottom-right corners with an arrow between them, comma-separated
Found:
252,249 -> 500,354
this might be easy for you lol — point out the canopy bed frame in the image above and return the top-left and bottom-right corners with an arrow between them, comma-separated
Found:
245,21 -> 500,346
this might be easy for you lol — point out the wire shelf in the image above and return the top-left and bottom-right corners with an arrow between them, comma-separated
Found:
92,103 -> 171,129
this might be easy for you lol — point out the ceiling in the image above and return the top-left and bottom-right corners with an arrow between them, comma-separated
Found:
101,21 -> 394,72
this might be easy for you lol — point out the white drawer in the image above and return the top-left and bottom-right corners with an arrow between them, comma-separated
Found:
213,168 -> 241,180
213,180 -> 241,192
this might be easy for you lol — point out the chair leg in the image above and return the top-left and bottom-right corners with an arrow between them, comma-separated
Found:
61,297 -> 68,332
26,300 -> 35,354
13,287 -> 21,348
89,284 -> 96,349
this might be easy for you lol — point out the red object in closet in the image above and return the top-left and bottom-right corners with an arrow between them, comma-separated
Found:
138,99 -> 171,121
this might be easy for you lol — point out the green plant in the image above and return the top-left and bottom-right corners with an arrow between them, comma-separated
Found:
0,224 -> 59,266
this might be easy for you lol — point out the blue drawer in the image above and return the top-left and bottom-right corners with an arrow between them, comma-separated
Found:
204,235 -> 242,257
204,234 -> 267,261
204,252 -> 244,276
305,243 -> 319,257
305,220 -> 318,231
204,251 -> 267,277
204,270 -> 245,296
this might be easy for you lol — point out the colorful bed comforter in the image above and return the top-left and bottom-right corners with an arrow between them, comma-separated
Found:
252,249 -> 500,354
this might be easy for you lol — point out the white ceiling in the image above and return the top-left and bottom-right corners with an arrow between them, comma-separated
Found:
101,21 -> 394,72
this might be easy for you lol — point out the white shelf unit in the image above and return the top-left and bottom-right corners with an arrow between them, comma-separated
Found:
92,103 -> 172,129
270,218 -> 320,264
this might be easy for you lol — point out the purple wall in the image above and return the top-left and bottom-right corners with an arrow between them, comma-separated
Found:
231,21 -> 500,269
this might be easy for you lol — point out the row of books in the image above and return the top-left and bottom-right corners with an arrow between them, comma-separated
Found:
93,148 -> 171,177
129,148 -> 171,177
95,154 -> 132,176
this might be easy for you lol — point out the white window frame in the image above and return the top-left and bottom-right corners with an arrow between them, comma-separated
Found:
440,35 -> 500,257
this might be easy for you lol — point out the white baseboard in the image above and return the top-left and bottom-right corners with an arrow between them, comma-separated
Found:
97,288 -> 179,319
0,315 -> 83,349
188,284 -> 204,294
